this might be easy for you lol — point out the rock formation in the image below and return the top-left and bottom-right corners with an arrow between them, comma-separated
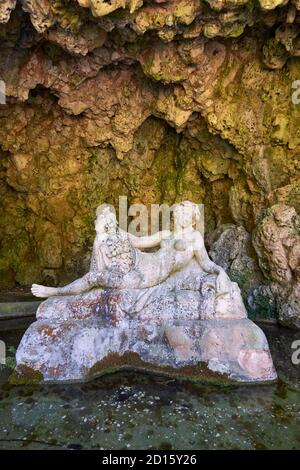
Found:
0,1 -> 300,327
253,204 -> 300,328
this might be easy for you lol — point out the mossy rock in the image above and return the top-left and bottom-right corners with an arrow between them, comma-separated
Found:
9,365 -> 44,385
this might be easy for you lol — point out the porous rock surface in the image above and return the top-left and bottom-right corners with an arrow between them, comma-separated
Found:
14,271 -> 277,384
0,1 -> 300,327
208,205 -> 300,328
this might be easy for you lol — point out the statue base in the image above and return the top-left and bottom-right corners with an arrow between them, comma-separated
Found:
12,287 -> 277,385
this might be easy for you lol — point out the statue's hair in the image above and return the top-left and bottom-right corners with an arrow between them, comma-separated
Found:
96,203 -> 116,219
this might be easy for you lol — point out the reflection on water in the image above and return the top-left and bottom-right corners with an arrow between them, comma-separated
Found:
0,324 -> 299,450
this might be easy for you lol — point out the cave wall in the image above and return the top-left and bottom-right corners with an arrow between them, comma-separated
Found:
0,0 -> 300,325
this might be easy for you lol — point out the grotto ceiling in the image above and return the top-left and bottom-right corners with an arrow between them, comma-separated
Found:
0,0 -> 299,322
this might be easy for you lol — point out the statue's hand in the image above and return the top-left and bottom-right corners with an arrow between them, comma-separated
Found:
31,284 -> 59,298
216,270 -> 231,296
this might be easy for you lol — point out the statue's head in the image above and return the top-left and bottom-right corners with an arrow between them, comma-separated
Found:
95,204 -> 117,234
172,201 -> 201,231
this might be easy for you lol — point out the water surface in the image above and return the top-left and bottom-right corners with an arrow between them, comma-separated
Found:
0,324 -> 299,450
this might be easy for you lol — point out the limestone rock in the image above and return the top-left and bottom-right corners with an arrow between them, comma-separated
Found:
253,205 -> 300,286
262,38 -> 288,69
208,224 -> 263,300
21,0 -> 55,33
205,0 -> 249,10
253,204 -> 300,328
208,218 -> 300,328
78,0 -> 129,17
247,284 -> 277,320
15,317 -> 277,384
45,24 -> 107,56
258,0 -> 288,9
0,0 -> 16,24
275,283 -> 300,329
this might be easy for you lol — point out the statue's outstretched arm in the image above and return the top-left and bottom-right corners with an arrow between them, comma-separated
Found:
31,271 -> 104,298
129,230 -> 170,249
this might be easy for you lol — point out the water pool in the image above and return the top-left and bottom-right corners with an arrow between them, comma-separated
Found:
0,324 -> 299,450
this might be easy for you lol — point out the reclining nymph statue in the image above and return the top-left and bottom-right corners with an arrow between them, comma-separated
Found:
13,201 -> 277,385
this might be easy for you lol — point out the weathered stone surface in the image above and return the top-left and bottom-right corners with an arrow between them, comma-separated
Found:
15,316 -> 276,384
45,24 -> 107,55
253,205 -> 300,287
253,204 -> 300,328
34,274 -> 248,325
14,203 -> 276,384
21,0 -> 55,33
258,0 -> 287,9
208,224 -> 262,294
0,0 -> 299,332
207,208 -> 300,328
15,280 -> 276,384
0,0 -> 16,24
207,224 -> 269,315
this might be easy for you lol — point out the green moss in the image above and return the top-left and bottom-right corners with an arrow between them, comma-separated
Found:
86,352 -> 236,386
265,38 -> 287,57
287,183 -> 300,214
51,0 -> 82,31
0,346 -> 16,371
107,8 -> 129,21
247,289 -> 277,321
231,268 -> 254,296
0,270 -> 15,288
43,44 -> 65,65
9,365 -> 44,385
225,23 -> 246,38
141,47 -> 188,83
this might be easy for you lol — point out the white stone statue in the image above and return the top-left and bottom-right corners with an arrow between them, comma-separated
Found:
31,201 -> 231,298
13,201 -> 277,385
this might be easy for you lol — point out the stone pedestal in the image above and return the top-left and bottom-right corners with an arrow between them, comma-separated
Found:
13,285 -> 277,384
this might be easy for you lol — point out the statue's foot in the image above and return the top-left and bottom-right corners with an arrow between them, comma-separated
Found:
31,284 -> 58,298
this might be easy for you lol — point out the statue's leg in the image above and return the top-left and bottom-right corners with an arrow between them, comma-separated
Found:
32,271 -> 104,298
55,271 -> 104,296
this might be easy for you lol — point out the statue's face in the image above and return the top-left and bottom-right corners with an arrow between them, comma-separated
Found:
173,205 -> 195,230
95,211 -> 117,234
